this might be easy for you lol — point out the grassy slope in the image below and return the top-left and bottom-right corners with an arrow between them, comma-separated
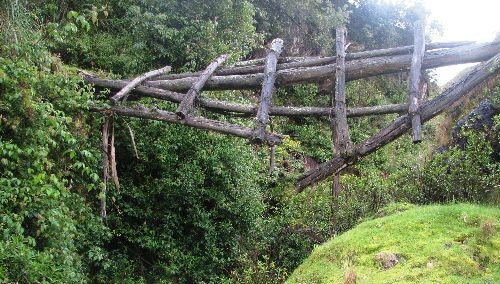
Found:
287,204 -> 499,284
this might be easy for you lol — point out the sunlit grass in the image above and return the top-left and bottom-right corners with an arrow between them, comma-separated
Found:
287,203 -> 499,284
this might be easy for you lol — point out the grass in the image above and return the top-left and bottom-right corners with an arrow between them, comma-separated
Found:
286,203 -> 499,284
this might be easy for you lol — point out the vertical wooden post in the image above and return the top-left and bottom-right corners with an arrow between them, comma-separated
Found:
253,38 -> 284,143
409,20 -> 426,143
101,117 -> 110,219
332,27 -> 353,198
333,27 -> 353,156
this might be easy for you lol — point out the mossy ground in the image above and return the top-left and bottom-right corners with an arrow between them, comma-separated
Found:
287,204 -> 499,284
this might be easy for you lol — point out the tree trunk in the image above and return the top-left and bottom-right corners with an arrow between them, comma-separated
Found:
408,21 -> 425,143
254,38 -> 284,143
176,55 -> 227,118
110,65 -> 171,104
92,105 -> 284,145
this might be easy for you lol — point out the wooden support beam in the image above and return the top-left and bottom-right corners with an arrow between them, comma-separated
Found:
101,117 -> 110,219
176,54 -> 228,119
333,27 -> 354,155
145,41 -> 500,92
408,21 -> 426,143
332,27 -> 353,198
86,76 -> 408,117
110,65 -> 171,104
254,38 -> 284,143
151,41 -> 473,81
296,53 -> 500,191
92,105 -> 285,145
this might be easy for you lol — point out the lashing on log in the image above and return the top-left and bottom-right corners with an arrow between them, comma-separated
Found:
85,28 -> 500,192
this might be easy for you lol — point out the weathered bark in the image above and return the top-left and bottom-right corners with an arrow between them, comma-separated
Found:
92,105 -> 285,145
85,76 -> 407,117
254,38 -> 284,143
408,21 -> 425,143
101,118 -> 110,219
110,119 -> 120,190
297,53 -> 500,191
333,27 -> 353,155
110,65 -> 171,104
152,41 -> 473,81
176,55 -> 228,118
145,41 -> 500,92
331,27 -> 352,199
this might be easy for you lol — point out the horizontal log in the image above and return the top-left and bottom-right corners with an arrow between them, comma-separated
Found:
296,52 -> 500,191
91,105 -> 285,145
84,76 -> 407,117
152,41 -> 474,81
146,41 -> 500,92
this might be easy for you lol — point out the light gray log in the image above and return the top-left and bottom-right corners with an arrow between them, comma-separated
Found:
408,21 -> 425,143
296,53 -> 500,191
152,41 -> 473,81
333,27 -> 353,155
91,105 -> 285,145
85,76 -> 407,117
332,27 -> 352,199
101,118 -> 110,219
110,120 -> 120,190
176,55 -> 228,119
146,41 -> 500,92
110,65 -> 171,104
254,38 -> 284,143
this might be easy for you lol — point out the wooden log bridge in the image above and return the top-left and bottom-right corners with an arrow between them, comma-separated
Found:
86,29 -> 500,191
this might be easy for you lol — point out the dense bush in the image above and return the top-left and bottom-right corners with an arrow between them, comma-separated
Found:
0,20 -> 107,282
90,121 -> 265,283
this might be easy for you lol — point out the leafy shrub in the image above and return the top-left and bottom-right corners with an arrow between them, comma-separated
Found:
419,126 -> 499,204
90,120 -> 265,283
0,19 -> 106,282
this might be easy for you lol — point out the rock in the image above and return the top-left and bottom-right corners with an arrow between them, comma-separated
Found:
375,252 -> 400,269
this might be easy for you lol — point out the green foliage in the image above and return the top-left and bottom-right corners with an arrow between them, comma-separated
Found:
1,0 -> 497,283
0,17 -> 106,282
418,127 -> 499,204
252,0 -> 349,55
287,204 -> 500,283
34,0 -> 260,75
90,121 -> 265,283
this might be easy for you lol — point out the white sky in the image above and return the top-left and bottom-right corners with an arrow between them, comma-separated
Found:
383,0 -> 500,85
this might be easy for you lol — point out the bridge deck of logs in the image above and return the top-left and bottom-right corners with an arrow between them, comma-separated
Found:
87,23 -> 500,195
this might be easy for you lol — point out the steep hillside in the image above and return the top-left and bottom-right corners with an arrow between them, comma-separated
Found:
287,204 -> 499,284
